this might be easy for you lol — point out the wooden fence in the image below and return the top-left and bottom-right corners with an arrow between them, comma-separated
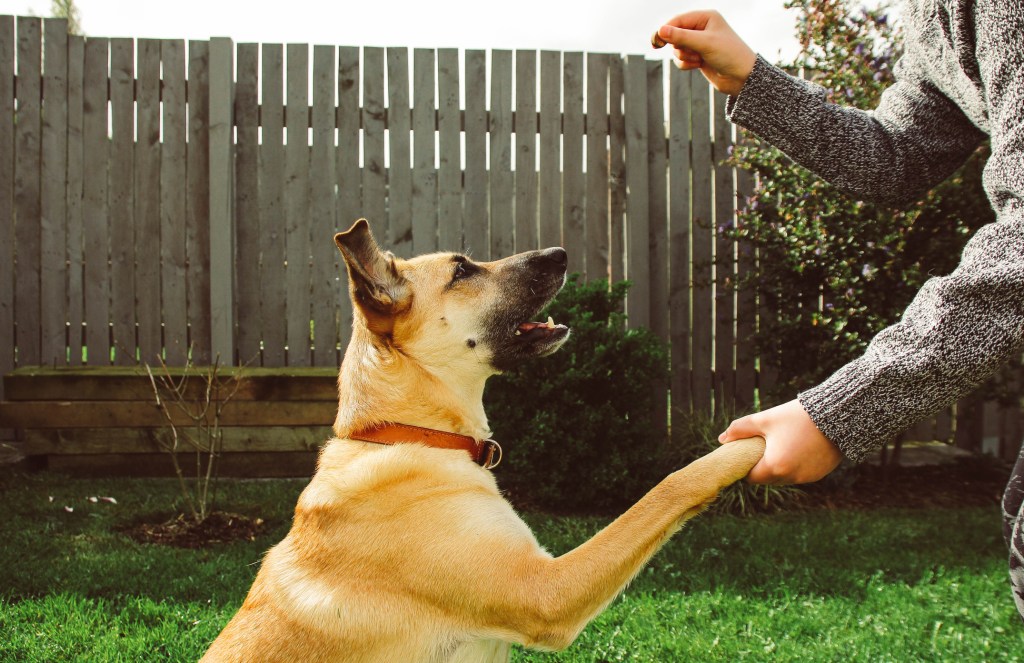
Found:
1,16 -> 1021,460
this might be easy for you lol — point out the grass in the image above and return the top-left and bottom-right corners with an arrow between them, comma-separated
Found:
1,469 -> 1022,662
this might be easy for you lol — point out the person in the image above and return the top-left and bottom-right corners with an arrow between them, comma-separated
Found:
653,1 -> 1024,620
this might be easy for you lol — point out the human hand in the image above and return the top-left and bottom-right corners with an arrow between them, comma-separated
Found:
718,399 -> 844,484
652,10 -> 757,96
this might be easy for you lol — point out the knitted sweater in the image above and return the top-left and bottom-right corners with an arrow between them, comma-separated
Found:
725,0 -> 1024,619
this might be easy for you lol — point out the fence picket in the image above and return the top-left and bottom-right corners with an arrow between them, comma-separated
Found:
336,46 -> 358,351
259,43 -> 287,366
235,43 -> 261,364
0,16 -> 12,388
514,50 -> 537,253
490,50 -> 514,259
668,68 -> 692,413
285,43 -> 311,366
66,34 -> 84,366
186,40 -> 211,364
311,45 -> 338,367
713,91 -> 735,415
437,48 -> 462,252
412,48 -> 438,255
562,52 -> 585,273
82,37 -> 109,366
161,40 -> 188,365
362,47 -> 386,236
108,37 -> 134,365
134,39 -> 162,365
623,55 -> 649,330
387,47 -> 412,256
608,56 -> 626,286
689,75 -> 712,413
585,53 -> 609,281
646,60 -> 668,345
463,50 -> 487,258
41,19 -> 69,366
538,51 -> 560,250
734,168 -> 756,411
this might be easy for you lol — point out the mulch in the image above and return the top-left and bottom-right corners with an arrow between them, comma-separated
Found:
119,511 -> 266,549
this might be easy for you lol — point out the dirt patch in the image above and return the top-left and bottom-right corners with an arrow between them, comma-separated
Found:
120,511 -> 266,548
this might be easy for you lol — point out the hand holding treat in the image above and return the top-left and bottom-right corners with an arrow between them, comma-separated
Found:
652,10 -> 757,96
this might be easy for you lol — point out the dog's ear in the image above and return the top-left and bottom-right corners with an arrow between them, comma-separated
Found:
335,219 -> 410,334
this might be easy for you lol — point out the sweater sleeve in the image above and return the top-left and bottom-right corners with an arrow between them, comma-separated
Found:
726,54 -> 985,206
783,4 -> 1024,461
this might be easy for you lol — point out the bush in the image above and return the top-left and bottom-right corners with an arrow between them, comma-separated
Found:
730,0 -> 1004,403
485,276 -> 671,512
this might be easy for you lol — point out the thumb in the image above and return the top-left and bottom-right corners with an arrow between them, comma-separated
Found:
657,25 -> 711,53
718,414 -> 762,444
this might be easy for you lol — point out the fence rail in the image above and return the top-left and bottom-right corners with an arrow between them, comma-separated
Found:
1,16 -> 1020,459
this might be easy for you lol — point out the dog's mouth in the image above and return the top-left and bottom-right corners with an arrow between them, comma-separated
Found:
510,312 -> 570,358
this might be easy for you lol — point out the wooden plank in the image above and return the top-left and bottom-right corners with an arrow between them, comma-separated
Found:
259,43 -> 286,366
335,46 -> 359,352
463,50 -> 488,257
0,16 -> 14,396
4,365 -> 338,401
623,55 -> 650,330
25,426 -> 332,455
46,451 -> 320,479
1,400 -> 337,428
134,39 -> 162,365
82,37 -> 109,366
362,47 -> 387,234
608,56 -> 626,286
562,52 -> 585,273
690,75 -> 713,414
734,168 -> 757,411
65,34 -> 84,366
285,43 -> 311,366
668,67 -> 692,413
15,17 -> 42,366
41,19 -> 69,366
186,40 -> 211,365
208,37 -> 235,364
538,51 -> 561,249
108,37 -> 134,365
412,48 -> 438,254
646,60 -> 668,344
646,60 -> 668,440
311,45 -> 338,367
234,43 -> 261,365
514,50 -> 537,253
437,48 -> 462,251
934,406 -> 953,443
489,49 -> 514,259
713,91 -> 736,415
161,40 -> 188,365
584,53 -> 609,281
386,47 -> 412,256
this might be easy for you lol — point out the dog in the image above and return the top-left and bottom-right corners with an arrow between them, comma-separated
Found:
201,219 -> 765,662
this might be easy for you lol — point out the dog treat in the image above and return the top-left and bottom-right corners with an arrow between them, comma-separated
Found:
651,31 -> 666,48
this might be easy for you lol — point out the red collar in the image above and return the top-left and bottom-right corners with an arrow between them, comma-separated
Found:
348,422 -> 503,469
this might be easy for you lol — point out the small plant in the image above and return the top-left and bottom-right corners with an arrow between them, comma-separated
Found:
144,354 -> 243,523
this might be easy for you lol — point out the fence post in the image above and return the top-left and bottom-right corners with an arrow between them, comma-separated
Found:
208,37 -> 235,364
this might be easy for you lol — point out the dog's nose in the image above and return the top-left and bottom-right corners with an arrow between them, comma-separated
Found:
539,247 -> 568,269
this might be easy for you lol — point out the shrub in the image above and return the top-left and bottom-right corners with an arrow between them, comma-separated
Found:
730,0 -> 1003,403
485,276 -> 672,512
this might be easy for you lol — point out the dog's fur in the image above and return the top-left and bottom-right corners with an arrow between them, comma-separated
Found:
201,220 -> 765,663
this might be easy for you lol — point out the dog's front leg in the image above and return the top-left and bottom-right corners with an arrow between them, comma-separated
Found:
474,437 -> 765,651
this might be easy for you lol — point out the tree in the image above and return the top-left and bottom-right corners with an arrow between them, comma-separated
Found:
49,0 -> 82,35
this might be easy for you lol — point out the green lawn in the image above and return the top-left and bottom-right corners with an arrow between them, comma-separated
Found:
1,470 -> 1022,662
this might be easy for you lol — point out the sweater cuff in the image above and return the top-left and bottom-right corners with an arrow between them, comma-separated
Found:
798,360 -> 893,464
726,54 -> 824,137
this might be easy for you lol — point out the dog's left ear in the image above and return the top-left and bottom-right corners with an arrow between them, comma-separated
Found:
335,219 -> 411,333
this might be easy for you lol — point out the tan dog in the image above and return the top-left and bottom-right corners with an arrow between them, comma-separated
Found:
202,219 -> 765,663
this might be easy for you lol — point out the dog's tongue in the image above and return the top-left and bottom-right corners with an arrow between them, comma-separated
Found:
517,316 -> 557,334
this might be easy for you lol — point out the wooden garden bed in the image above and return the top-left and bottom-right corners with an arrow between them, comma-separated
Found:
0,366 -> 338,477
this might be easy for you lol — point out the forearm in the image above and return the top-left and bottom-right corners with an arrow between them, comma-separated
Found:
799,211 -> 1024,461
727,56 -> 984,206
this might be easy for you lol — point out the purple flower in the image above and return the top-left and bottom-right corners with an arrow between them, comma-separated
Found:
854,44 -> 865,57
874,71 -> 884,82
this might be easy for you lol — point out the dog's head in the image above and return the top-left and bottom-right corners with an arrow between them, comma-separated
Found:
334,219 -> 570,376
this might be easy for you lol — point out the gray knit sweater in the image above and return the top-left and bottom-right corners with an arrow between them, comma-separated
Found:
726,0 -> 1024,620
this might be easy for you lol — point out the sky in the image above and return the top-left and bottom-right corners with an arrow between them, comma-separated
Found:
8,0 -> 804,63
